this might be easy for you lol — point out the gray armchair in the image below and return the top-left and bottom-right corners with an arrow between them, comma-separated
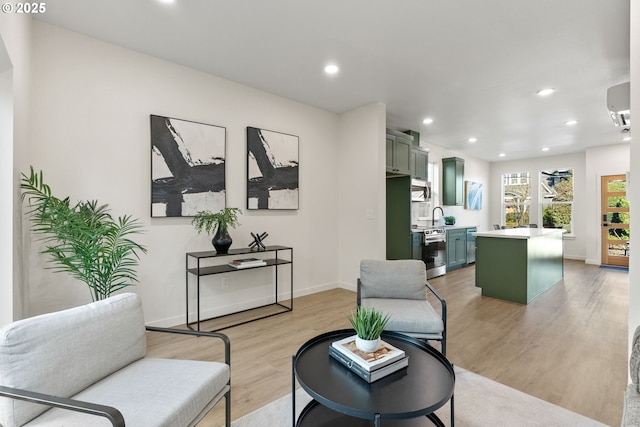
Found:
357,259 -> 447,355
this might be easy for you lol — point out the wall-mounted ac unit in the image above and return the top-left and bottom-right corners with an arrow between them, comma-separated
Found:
607,82 -> 630,132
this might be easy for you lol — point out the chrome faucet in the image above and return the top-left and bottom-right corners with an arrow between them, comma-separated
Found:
432,206 -> 444,226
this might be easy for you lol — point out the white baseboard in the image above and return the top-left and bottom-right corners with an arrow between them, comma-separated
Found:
563,255 -> 586,261
146,281 -> 344,328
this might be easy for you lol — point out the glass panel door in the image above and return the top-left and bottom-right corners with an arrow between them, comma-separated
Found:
601,175 -> 629,267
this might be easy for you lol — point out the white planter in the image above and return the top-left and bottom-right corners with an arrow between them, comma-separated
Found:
355,336 -> 381,353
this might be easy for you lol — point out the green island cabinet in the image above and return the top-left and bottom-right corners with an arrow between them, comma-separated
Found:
442,157 -> 464,206
386,130 -> 412,176
474,229 -> 564,304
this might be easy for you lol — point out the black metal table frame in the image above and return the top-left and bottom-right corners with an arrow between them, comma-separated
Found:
292,329 -> 455,427
185,245 -> 293,332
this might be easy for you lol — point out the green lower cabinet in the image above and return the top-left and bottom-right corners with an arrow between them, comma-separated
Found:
446,229 -> 467,271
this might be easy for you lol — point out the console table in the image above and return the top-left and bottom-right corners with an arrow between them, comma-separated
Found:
186,245 -> 293,332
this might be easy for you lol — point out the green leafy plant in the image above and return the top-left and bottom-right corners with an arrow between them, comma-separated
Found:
444,215 -> 456,224
192,207 -> 242,235
20,166 -> 147,301
347,306 -> 390,340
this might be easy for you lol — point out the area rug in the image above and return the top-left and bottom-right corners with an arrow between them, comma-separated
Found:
231,366 -> 607,426
600,265 -> 629,272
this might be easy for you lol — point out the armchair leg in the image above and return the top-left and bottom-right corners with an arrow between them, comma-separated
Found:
225,390 -> 231,427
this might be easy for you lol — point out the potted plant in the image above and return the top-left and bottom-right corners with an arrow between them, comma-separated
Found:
20,167 -> 147,301
348,306 -> 390,352
444,215 -> 456,225
192,207 -> 241,254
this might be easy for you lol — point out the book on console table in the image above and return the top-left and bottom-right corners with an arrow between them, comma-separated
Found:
329,343 -> 408,383
329,335 -> 407,382
227,258 -> 267,269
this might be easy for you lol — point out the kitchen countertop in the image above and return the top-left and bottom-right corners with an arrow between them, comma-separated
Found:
473,228 -> 564,239
411,225 -> 477,232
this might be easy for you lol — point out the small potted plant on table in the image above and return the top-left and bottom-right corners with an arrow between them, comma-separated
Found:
348,306 -> 390,353
443,215 -> 456,225
192,207 -> 241,254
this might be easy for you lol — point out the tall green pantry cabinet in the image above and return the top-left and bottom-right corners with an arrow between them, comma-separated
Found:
442,157 -> 464,206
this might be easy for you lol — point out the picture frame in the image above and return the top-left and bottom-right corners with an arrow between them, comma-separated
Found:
465,181 -> 483,210
150,114 -> 226,217
246,126 -> 299,210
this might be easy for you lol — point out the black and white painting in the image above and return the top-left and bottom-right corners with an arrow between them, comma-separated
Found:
247,127 -> 299,210
151,115 -> 226,217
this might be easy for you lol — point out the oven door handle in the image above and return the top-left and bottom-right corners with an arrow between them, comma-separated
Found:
424,238 -> 446,244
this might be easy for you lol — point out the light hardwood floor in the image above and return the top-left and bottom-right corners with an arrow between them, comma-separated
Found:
146,259 -> 628,426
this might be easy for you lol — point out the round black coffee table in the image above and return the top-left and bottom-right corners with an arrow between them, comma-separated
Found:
292,329 -> 455,427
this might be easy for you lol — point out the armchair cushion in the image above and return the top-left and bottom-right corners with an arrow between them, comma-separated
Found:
0,293 -> 231,427
0,293 -> 146,427
361,297 -> 444,335
359,259 -> 427,300
22,358 -> 230,427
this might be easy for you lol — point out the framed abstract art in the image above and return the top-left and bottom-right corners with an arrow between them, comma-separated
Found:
464,181 -> 483,210
150,115 -> 226,217
246,126 -> 299,210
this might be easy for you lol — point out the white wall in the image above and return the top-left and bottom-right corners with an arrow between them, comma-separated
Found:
337,102 -> 387,289
0,13 -> 31,326
584,144 -> 631,265
27,21 -> 384,325
0,53 -> 13,326
421,142 -> 491,231
489,152 -> 587,260
628,3 -> 640,353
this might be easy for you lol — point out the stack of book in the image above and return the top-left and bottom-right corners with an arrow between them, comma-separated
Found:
227,257 -> 267,269
329,335 -> 408,383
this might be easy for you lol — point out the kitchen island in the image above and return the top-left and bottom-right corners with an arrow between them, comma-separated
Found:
474,228 -> 564,304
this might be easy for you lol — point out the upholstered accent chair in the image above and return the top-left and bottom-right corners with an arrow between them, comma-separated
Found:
357,259 -> 447,355
623,325 -> 640,426
0,293 -> 231,427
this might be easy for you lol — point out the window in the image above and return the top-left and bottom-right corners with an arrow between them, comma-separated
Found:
540,169 -> 573,234
502,172 -> 531,227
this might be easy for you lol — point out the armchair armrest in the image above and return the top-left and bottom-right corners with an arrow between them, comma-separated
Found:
145,326 -> 231,366
425,281 -> 446,323
0,385 -> 125,427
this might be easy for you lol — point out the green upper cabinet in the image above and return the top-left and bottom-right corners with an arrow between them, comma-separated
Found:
385,131 -> 412,176
442,157 -> 464,206
411,148 -> 429,180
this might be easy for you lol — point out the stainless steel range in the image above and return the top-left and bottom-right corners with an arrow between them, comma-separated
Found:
423,228 -> 447,279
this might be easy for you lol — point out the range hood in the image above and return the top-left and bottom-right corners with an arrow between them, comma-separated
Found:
607,82 -> 630,132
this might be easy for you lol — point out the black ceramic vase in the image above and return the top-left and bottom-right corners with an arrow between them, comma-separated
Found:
212,225 -> 232,254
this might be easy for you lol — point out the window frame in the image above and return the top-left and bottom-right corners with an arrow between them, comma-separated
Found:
539,168 -> 574,235
501,171 -> 532,227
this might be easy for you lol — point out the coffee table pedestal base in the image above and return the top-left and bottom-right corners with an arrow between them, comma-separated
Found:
296,400 -> 445,427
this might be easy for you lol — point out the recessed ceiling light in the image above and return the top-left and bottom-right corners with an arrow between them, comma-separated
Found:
324,64 -> 339,75
468,137 -> 477,143
499,153 -> 506,157
564,120 -> 578,126
158,0 -> 176,3
422,117 -> 434,125
536,88 -> 555,96
542,147 -> 550,151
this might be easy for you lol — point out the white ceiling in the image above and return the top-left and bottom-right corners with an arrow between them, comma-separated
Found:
35,0 -> 630,162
